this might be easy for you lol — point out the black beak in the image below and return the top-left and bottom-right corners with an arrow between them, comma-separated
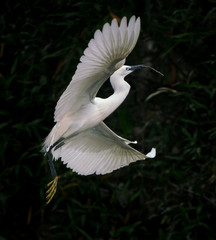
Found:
128,65 -> 144,71
128,65 -> 164,76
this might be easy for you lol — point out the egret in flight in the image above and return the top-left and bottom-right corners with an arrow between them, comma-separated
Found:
44,16 -> 161,204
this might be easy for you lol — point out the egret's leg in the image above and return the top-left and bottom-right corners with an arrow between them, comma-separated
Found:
47,150 -> 57,179
46,137 -> 65,204
46,149 -> 58,204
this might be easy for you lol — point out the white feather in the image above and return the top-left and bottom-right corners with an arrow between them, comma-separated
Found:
51,122 -> 153,175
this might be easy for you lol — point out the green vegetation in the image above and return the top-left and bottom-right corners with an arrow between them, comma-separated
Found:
1,0 -> 216,239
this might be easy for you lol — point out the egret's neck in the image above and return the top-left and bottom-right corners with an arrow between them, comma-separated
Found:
95,74 -> 130,120
110,74 -> 130,93
109,74 -> 131,110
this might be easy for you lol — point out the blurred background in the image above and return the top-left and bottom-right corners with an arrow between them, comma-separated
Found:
0,0 -> 216,239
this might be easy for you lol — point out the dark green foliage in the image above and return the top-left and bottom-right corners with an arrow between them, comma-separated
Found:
0,0 -> 216,239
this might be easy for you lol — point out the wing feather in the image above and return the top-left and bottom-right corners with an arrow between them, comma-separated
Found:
111,19 -> 119,44
54,16 -> 141,122
52,122 -> 155,175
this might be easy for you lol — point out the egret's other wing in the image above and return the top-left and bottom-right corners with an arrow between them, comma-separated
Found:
52,122 -> 155,175
54,16 -> 141,121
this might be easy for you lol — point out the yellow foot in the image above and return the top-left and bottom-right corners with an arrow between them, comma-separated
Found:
46,176 -> 59,205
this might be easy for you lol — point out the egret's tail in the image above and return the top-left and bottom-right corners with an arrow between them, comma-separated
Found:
43,124 -> 58,152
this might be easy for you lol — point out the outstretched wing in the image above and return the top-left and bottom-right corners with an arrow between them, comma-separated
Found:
54,16 -> 141,122
52,122 -> 156,175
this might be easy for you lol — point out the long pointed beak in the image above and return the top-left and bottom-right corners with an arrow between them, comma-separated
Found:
128,65 -> 144,71
129,64 -> 164,76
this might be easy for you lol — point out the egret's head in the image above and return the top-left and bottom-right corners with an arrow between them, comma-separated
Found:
118,65 -> 144,77
117,64 -> 164,78
112,64 -> 163,80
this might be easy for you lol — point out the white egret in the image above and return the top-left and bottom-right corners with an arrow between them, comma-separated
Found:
44,16 -> 161,204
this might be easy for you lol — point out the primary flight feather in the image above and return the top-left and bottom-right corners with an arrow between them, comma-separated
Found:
43,16 -> 156,203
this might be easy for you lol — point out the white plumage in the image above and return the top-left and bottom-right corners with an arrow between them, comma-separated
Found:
43,16 -> 156,177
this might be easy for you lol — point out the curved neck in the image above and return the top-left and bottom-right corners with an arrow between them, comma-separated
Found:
109,74 -> 131,109
95,74 -> 130,120
110,74 -> 130,94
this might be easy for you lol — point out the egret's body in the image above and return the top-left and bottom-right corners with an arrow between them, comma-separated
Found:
45,66 -> 131,148
44,16 -> 158,203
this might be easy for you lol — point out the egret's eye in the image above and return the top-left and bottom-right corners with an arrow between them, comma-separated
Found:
126,67 -> 130,71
